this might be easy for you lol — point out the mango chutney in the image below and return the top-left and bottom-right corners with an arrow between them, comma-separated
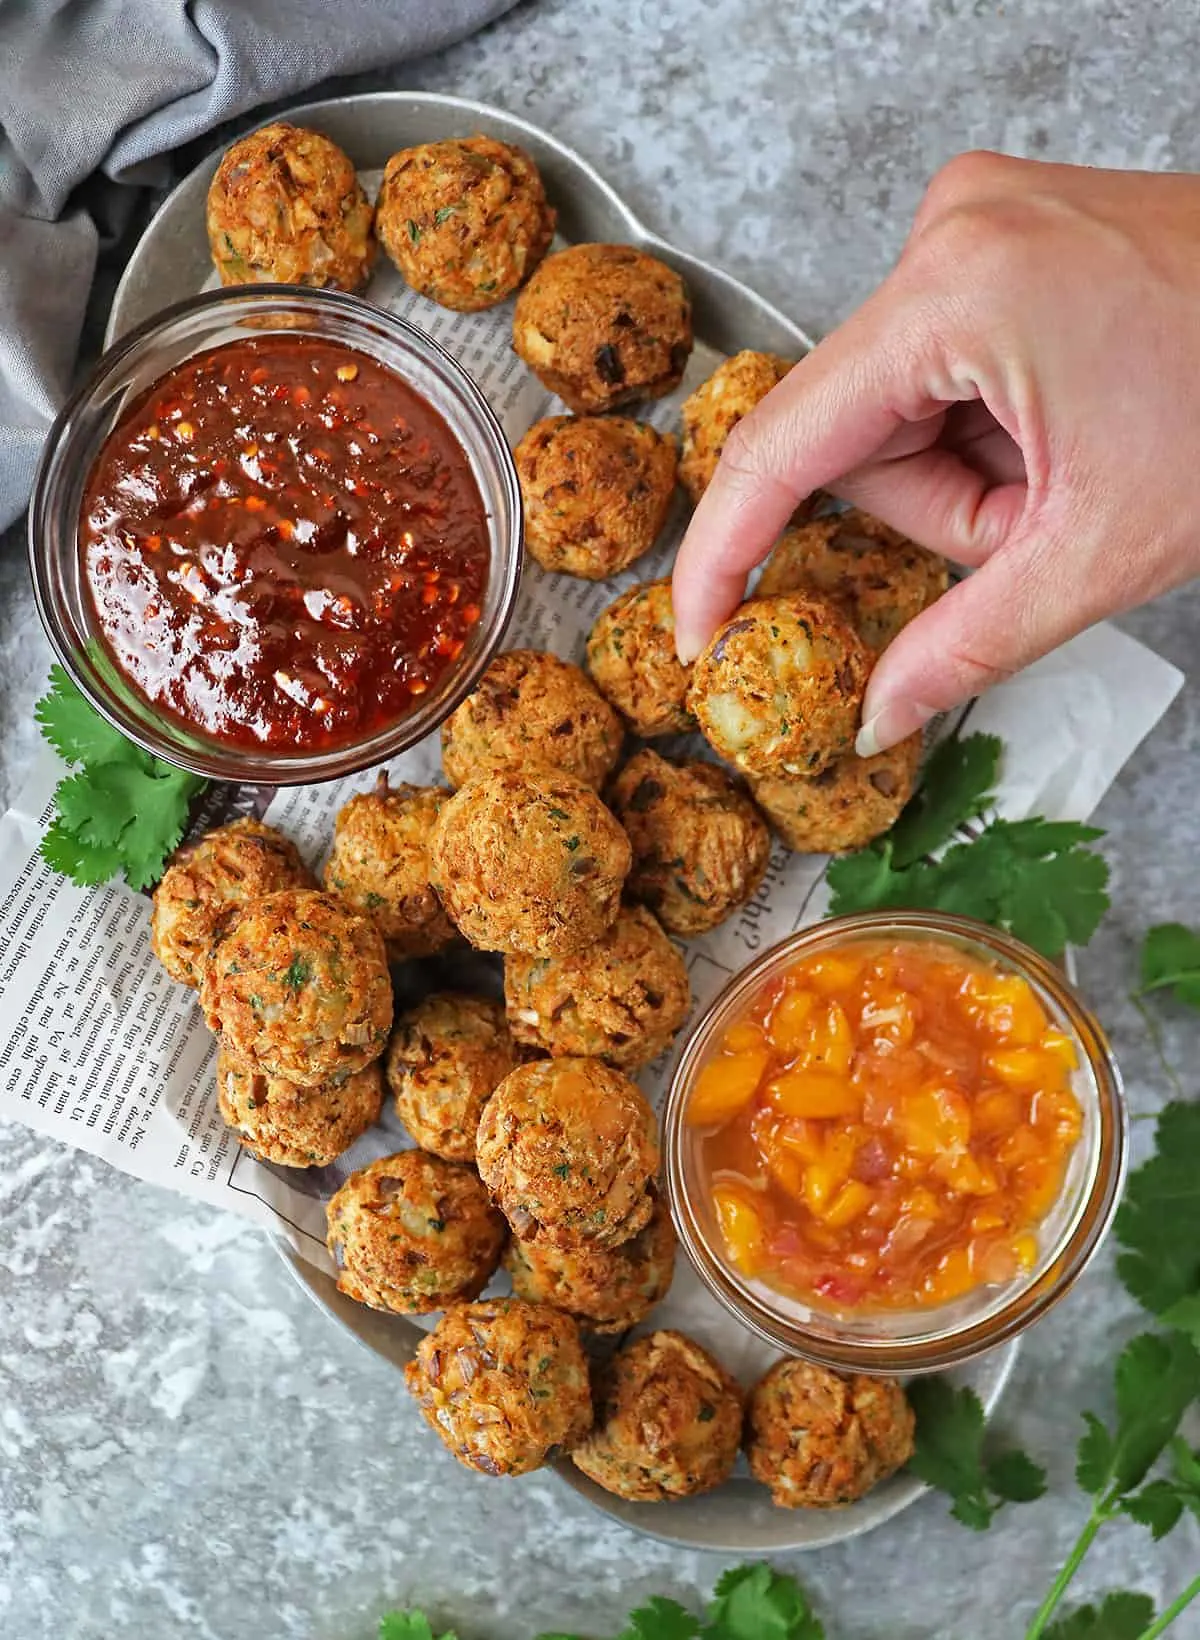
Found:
687,937 -> 1084,1313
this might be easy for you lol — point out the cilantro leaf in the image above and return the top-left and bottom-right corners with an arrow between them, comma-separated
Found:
619,1598 -> 700,1640
1115,1103 -> 1200,1319
1076,1332 -> 1200,1500
1121,1478 -> 1185,1540
827,814 -> 1109,957
1137,922 -> 1200,1008
39,818 -> 124,886
35,666 -> 208,892
706,1564 -> 823,1640
379,1614 -> 458,1640
905,1379 -> 1045,1531
1043,1591 -> 1156,1640
34,664 -> 149,770
887,732 -> 1002,866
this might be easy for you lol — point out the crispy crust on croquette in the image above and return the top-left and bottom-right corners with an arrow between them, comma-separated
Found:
586,579 -> 694,737
513,243 -> 693,412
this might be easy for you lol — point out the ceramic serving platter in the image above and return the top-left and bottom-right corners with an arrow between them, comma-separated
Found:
106,90 -> 1017,1555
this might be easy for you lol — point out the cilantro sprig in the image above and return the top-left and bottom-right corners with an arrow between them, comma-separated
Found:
906,1378 -> 1046,1530
381,1564 -> 824,1640
826,732 -> 1110,957
36,664 -> 207,890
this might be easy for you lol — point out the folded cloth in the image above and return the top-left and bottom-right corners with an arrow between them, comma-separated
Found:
0,0 -> 519,533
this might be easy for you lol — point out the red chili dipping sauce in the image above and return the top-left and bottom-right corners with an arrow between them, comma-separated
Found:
80,334 -> 490,750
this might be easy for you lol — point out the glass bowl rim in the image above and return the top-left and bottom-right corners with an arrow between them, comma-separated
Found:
663,908 -> 1128,1375
27,282 -> 524,786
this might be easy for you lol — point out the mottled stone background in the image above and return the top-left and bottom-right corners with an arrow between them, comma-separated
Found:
2,2 -> 1199,1637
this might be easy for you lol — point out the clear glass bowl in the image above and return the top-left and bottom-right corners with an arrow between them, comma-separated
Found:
663,910 -> 1127,1374
28,285 -> 523,786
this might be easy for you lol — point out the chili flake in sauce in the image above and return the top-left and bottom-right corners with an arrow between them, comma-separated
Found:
80,335 -> 489,751
688,938 -> 1084,1313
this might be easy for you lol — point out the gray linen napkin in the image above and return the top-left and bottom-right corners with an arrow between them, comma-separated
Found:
0,0 -> 519,533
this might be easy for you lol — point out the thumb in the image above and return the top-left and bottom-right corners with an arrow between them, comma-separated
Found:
855,535 -> 1071,755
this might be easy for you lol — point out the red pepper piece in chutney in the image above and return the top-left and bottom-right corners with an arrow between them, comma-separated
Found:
80,335 -> 489,751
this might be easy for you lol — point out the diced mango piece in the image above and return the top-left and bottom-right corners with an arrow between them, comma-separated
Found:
768,1067 -> 861,1120
688,1047 -> 770,1126
821,1180 -> 873,1228
860,986 -> 917,1047
809,1001 -> 855,1072
986,1047 -> 1057,1089
895,1083 -> 971,1156
723,1020 -> 767,1054
970,1206 -> 1008,1233
934,1152 -> 1000,1196
767,987 -> 816,1054
1012,1232 -> 1039,1272
1015,1161 -> 1062,1218
974,1089 -> 1025,1137
713,1188 -> 764,1275
774,1118 -> 824,1162
1032,1087 -> 1084,1145
923,1247 -> 975,1303
1041,1028 -> 1079,1072
765,1145 -> 806,1201
802,953 -> 864,996
973,974 -> 1048,1045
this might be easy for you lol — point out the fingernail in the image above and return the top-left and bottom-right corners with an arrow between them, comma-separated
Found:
674,630 -> 704,666
856,700 -> 937,758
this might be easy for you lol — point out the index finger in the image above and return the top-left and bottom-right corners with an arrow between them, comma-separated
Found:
671,282 -> 954,661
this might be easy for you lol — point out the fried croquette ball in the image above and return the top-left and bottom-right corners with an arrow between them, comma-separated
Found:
513,243 -> 693,413
610,750 -> 772,937
207,122 -> 375,291
679,349 -> 794,503
151,817 -> 315,989
386,993 -> 519,1161
322,776 -> 455,961
745,1359 -> 915,1509
750,734 -> 922,854
429,770 -> 631,956
586,580 -> 694,737
689,593 -> 870,778
404,1297 -> 592,1475
440,649 -> 623,792
327,1151 -> 505,1315
757,508 -> 950,654
375,135 -> 554,311
476,1057 -> 659,1247
571,1330 -> 743,1501
200,889 -> 392,1087
503,1196 -> 676,1334
514,415 -> 677,579
216,1043 -> 381,1167
505,904 -> 690,1070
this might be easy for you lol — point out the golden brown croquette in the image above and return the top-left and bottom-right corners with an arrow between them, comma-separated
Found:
757,509 -> 949,654
215,1044 -> 381,1167
609,750 -> 772,936
514,415 -> 677,579
503,1195 -> 676,1334
513,243 -> 693,412
429,770 -> 631,956
404,1297 -> 593,1475
440,650 -> 623,792
151,817 -> 315,989
323,777 -> 456,961
326,1151 -> 506,1315
679,349 -> 793,503
504,903 -> 690,1070
386,992 -> 519,1162
745,1359 -> 915,1508
206,122 -> 375,291
750,734 -> 922,853
375,134 -> 554,311
476,1056 -> 659,1248
200,889 -> 393,1087
585,579 -> 694,738
688,593 -> 870,778
571,1330 -> 744,1501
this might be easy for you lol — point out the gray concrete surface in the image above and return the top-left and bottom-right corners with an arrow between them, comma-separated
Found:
3,2 -> 1200,1637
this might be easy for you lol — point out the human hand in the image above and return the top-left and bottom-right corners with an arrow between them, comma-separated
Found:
672,153 -> 1200,753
